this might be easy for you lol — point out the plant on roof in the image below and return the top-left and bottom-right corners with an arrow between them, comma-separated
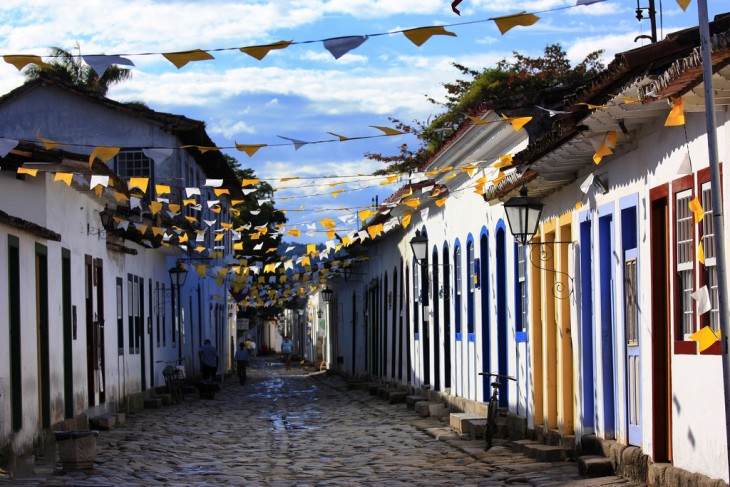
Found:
367,44 -> 604,175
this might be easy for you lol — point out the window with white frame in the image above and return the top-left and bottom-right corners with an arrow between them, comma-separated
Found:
700,181 -> 719,332
517,243 -> 528,333
675,188 -> 694,339
116,150 -> 153,198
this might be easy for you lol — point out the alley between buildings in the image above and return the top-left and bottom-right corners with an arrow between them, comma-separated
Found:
1,359 -> 640,486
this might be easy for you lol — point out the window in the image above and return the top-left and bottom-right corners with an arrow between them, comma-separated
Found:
454,245 -> 462,336
117,150 -> 153,195
117,277 -> 123,355
675,188 -> 694,340
625,259 -> 639,345
127,274 -> 134,352
516,243 -> 527,333
700,181 -> 719,332
412,260 -> 419,335
466,240 -> 475,334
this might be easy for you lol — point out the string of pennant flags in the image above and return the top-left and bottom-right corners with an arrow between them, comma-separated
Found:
0,0 -> 634,76
2,89 -> 691,308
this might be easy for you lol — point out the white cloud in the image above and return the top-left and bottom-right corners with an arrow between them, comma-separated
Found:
300,50 -> 368,65
208,119 -> 257,139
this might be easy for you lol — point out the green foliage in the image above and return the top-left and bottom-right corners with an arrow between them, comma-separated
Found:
24,45 -> 132,96
368,44 -> 604,174
224,155 -> 287,259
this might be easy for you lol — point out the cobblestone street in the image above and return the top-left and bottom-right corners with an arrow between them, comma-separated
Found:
2,359 -> 641,486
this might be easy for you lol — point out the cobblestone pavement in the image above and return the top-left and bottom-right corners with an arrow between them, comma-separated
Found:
1,359 -> 642,486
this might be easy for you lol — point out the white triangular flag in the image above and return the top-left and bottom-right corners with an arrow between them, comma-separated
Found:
186,187 -> 202,197
0,138 -> 19,157
204,179 -> 223,187
692,285 -> 712,316
83,54 -> 135,76
142,148 -> 173,165
580,173 -> 595,194
89,175 -> 109,189
277,136 -> 309,150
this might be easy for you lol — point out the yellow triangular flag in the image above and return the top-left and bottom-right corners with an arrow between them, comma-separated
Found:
493,154 -> 513,169
307,243 -> 317,255
327,230 -> 336,240
178,233 -> 189,243
235,143 -> 267,157
435,197 -> 447,207
287,228 -> 301,238
401,210 -> 413,229
240,41 -> 292,60
280,177 -> 300,182
129,177 -> 149,193
4,54 -> 49,71
36,130 -> 66,150
402,26 -> 457,47
17,167 -> 38,177
403,198 -> 420,209
675,0 -> 690,11
327,132 -> 350,141
162,49 -> 214,69
94,185 -> 104,198
689,325 -> 719,352
370,125 -> 404,136
183,198 -> 196,206
460,164 -> 476,177
155,184 -> 171,196
332,189 -> 345,197
54,172 -> 73,186
575,201 -> 583,210
492,172 -> 506,186
491,12 -> 540,35
185,216 -> 197,224
359,209 -> 375,222
665,97 -> 685,127
501,113 -> 532,131
195,264 -> 207,278
214,188 -> 230,196
381,175 -> 400,185
319,218 -> 336,229
89,146 -> 120,166
464,114 -> 492,125
698,241 -> 705,265
149,201 -> 163,215
688,197 -> 704,223
169,204 -> 181,213
593,143 -> 613,164
241,178 -> 260,187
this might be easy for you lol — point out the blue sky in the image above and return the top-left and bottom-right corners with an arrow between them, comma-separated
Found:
0,0 -> 724,243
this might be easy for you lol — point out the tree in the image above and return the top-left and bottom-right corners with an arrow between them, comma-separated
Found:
24,45 -> 132,96
224,155 -> 287,259
367,44 -> 604,174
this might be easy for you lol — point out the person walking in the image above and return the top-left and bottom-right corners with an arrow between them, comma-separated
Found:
234,342 -> 249,385
198,339 -> 218,381
282,335 -> 293,370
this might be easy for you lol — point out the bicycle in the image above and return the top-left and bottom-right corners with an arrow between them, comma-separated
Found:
157,358 -> 186,404
478,372 -> 516,451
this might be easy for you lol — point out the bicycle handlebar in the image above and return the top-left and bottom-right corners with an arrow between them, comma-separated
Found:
478,372 -> 516,381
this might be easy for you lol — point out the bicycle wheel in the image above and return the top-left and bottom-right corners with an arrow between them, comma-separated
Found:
484,396 -> 498,451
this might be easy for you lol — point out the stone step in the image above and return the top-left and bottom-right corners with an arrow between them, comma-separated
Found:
378,387 -> 399,400
406,395 -> 427,410
89,414 -> 116,431
450,412 -> 484,435
143,398 -> 162,409
414,400 -> 443,418
511,439 -> 540,455
156,393 -> 173,406
346,381 -> 372,391
524,443 -> 569,462
578,455 -> 615,478
388,391 -> 408,404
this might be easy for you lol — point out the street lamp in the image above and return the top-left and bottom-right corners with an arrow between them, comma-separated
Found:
409,230 -> 428,265
168,261 -> 188,361
503,187 -> 544,245
321,286 -> 333,303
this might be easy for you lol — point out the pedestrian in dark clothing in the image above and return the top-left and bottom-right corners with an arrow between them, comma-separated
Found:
234,342 -> 249,385
199,339 -> 218,381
